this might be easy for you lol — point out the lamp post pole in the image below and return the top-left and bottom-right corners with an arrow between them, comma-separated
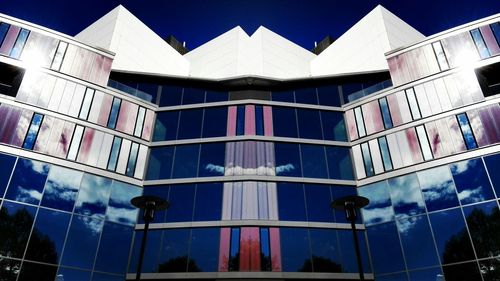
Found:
131,195 -> 169,281
331,195 -> 369,281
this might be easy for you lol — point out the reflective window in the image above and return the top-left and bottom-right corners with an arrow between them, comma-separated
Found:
317,85 -> 341,106
331,186 -> 359,224
274,142 -> 301,177
360,142 -> 374,177
198,142 -> 225,177
416,125 -> 433,161
280,228 -> 311,272
193,183 -> 222,221
492,23 -> 500,44
0,201 -> 36,258
107,97 -> 121,129
0,153 -> 16,197
25,208 -> 71,264
260,228 -> 272,271
366,222 -> 405,274
159,85 -> 183,107
450,158 -> 494,204
9,28 -> 29,59
6,158 -> 50,205
166,184 -> 195,222
74,174 -> 112,218
202,107 -> 228,138
406,88 -> 421,120
429,208 -> 475,264
153,111 -> 179,141
158,228 -> 190,272
308,229 -> 341,272
354,107 -> 366,137
189,228 -> 220,272
236,105 -> 245,136
0,23 -> 9,44
409,267 -> 444,281
379,97 -> 393,129
146,146 -> 174,180
378,137 -> 393,171
41,166 -> 83,212
484,154 -> 500,195
377,272 -> 409,281
255,105 -> 264,136
229,228 -> 240,271
141,186 -> 169,223
79,88 -> 94,120
56,267 -> 91,281
388,174 -> 425,218
397,215 -> 439,269
172,144 -> 199,178
457,113 -> 477,149
432,41 -> 450,71
106,181 -> 141,226
205,90 -> 228,103
177,109 -> 203,139
417,166 -> 459,212
61,215 -> 104,269
305,184 -> 333,222
94,222 -> 134,274
134,107 -> 146,137
126,142 -> 139,177
301,144 -> 328,178
272,90 -> 294,103
18,262 -> 57,281
321,111 -> 347,141
294,88 -> 318,105
107,136 -> 122,171
337,229 -> 371,273
471,28 -> 491,59
297,109 -> 322,139
23,113 -> 43,150
463,201 -> 500,259
50,41 -> 68,71
182,87 -> 205,105
129,230 -> 162,273
272,107 -> 297,138
277,183 -> 306,221
325,146 -> 354,180
442,261 -> 482,281
67,125 -> 84,161
358,181 -> 394,225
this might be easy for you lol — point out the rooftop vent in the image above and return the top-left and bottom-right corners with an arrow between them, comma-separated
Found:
312,35 -> 334,55
165,35 -> 189,55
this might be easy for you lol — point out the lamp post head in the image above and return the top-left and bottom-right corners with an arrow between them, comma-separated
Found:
131,195 -> 169,223
331,195 -> 369,222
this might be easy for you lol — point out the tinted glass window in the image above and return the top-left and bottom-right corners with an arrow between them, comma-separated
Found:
202,107 -> 227,138
280,228 -> 311,272
297,109 -> 322,139
255,105 -> 264,136
379,97 -> 393,129
56,267 -> 91,281
177,109 -> 203,139
188,228 -> 220,272
147,146 -> 174,180
198,143 -> 225,177
429,208 -> 475,264
106,181 -> 141,226
10,28 -> 29,59
0,153 -> 16,197
366,222 -> 405,274
301,144 -> 328,178
166,184 -> 195,222
141,185 -> 169,223
41,166 -> 82,212
450,158 -> 494,204
443,261 -> 482,281
308,228 -> 341,272
272,107 -> 297,138
417,166 -> 459,212
470,28 -> 490,59
205,90 -> 228,103
326,146 -> 354,180
457,113 -> 477,149
129,230 -> 162,273
409,267 -> 444,281
304,184 -> 333,222
294,88 -> 318,105
18,262 -> 57,281
0,23 -> 9,44
61,215 -> 104,269
388,174 -> 425,218
172,144 -> 200,178
107,97 -> 121,129
25,208 -> 70,264
274,142 -> 302,177
158,228 -> 190,272
337,229 -> 371,273
182,87 -> 205,105
74,174 -> 112,218
94,222 -> 134,274
107,136 -> 122,171
463,201 -> 500,258
484,153 -> 500,196
6,158 -> 50,205
193,183 -> 222,221
277,183 -> 306,221
397,215 -> 439,269
321,111 -> 347,141
272,90 -> 294,102
331,186 -> 359,224
361,142 -> 374,177
260,228 -> 271,271
23,113 -> 43,150
317,85 -> 341,106
378,136 -> 393,171
229,228 -> 240,271
358,181 -> 394,225
153,111 -> 179,141
0,201 -> 37,258
236,105 -> 245,136
159,85 -> 183,107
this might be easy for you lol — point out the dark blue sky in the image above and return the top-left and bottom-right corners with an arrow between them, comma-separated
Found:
1,0 -> 499,51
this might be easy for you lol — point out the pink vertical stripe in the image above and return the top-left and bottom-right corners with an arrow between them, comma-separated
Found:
480,25 -> 500,55
263,106 -> 274,136
0,25 -> 20,55
345,110 -> 358,141
97,94 -> 113,127
76,128 -> 95,163
224,142 -> 235,176
218,228 -> 231,272
98,56 -> 113,86
126,103 -> 139,135
239,227 -> 251,271
425,122 -> 443,159
227,106 -> 237,136
480,105 -> 500,144
89,55 -> 104,84
249,227 -> 261,271
46,119 -> 64,156
1,107 -> 21,144
141,109 -> 155,141
386,94 -> 403,126
406,128 -> 423,164
10,109 -> 33,147
55,121 -> 75,158
269,228 -> 282,272
447,116 -> 467,153
467,110 -> 489,147
245,105 -> 256,135
115,100 -> 131,133
265,142 -> 275,175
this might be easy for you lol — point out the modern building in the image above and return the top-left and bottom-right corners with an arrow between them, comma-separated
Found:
0,3 -> 499,281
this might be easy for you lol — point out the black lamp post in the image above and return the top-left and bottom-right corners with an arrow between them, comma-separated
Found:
331,195 -> 369,281
131,195 -> 169,281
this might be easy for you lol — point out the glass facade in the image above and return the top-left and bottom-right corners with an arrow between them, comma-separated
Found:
0,8 -> 499,281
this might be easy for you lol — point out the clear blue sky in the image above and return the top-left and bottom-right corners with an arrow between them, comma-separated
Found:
1,0 -> 499,51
